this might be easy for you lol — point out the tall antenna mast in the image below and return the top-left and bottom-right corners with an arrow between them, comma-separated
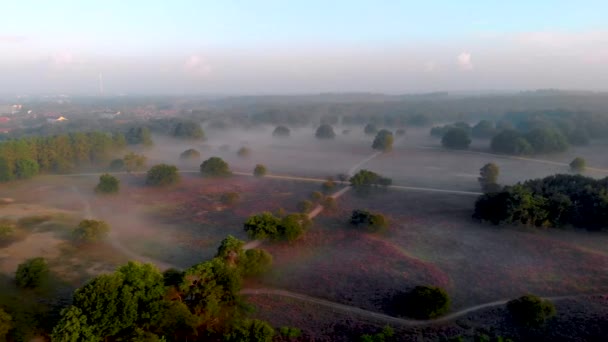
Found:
98,72 -> 104,95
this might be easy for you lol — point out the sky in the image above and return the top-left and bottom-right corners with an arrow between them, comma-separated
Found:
1,0 -> 608,95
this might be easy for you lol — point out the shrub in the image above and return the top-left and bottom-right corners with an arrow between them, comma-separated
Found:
490,130 -> 533,155
478,163 -> 500,193
180,148 -> 201,160
220,192 -> 240,206
237,147 -> 251,157
297,200 -> 314,214
279,326 -> 302,339
244,212 -> 309,242
14,158 -> 39,179
15,257 -> 49,288
372,129 -> 394,152
311,191 -> 323,201
398,286 -> 450,319
146,164 -> 180,186
241,249 -> 273,277
200,157 -> 231,177
0,224 -> 15,242
272,125 -> 290,137
315,124 -> 336,139
95,174 -> 120,194
507,294 -> 556,327
72,219 -> 110,243
570,157 -> 586,173
350,209 -> 387,232
253,164 -> 267,177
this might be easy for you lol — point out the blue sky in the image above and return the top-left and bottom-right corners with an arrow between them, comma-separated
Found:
1,1 -> 608,94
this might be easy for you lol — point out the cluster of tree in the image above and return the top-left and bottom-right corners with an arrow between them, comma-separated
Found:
237,147 -> 251,157
180,148 -> 201,160
125,126 -> 153,146
349,170 -> 392,195
474,174 -> 608,230
95,173 -> 120,194
391,285 -> 450,319
200,157 -> 231,177
15,257 -> 50,289
472,120 -> 497,138
349,209 -> 388,233
243,212 -> 311,242
51,236 -> 276,341
372,129 -> 394,152
507,294 -> 556,327
315,124 -> 336,139
112,152 -> 147,172
146,164 -> 181,186
0,131 -> 126,180
491,128 -> 568,155
430,122 -> 472,137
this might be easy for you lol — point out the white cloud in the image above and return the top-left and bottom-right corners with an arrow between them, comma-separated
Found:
184,55 -> 212,76
457,52 -> 473,70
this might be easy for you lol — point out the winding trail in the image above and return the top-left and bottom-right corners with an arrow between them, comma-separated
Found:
241,288 -> 601,326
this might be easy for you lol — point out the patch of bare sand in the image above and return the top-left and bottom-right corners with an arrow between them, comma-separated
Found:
0,231 -> 62,274
0,203 -> 74,220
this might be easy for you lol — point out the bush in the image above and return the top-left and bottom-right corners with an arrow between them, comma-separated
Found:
237,147 -> 251,157
244,212 -> 309,242
14,158 -> 39,179
146,164 -> 180,186
311,191 -> 323,201
397,286 -> 450,319
72,219 -> 110,243
180,148 -> 201,160
507,294 -> 556,327
253,164 -> 267,177
241,249 -> 273,277
220,192 -> 240,206
478,163 -> 500,193
224,319 -> 274,342
0,308 -> 12,341
200,157 -> 231,177
349,169 -> 392,194
570,157 -> 586,172
95,174 -> 120,194
0,224 -> 15,242
315,124 -> 336,139
279,326 -> 302,339
272,125 -> 291,137
441,128 -> 471,149
15,257 -> 49,288
297,200 -> 314,214
350,209 -> 387,232
524,128 -> 569,154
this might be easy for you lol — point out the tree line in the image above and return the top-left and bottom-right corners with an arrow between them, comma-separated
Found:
474,174 -> 608,230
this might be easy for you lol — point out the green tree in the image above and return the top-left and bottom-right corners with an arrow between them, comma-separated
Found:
0,157 -> 13,182
224,319 -> 275,342
441,128 -> 471,150
123,152 -> 147,173
0,308 -> 13,341
478,163 -> 500,193
570,157 -> 586,173
180,148 -> 201,160
364,123 -> 378,135
146,164 -> 180,186
200,157 -> 231,177
272,125 -> 290,137
241,249 -> 273,277
524,128 -> 569,154
372,129 -> 394,152
243,212 -> 280,240
507,294 -> 556,327
237,147 -> 251,157
315,124 -> 336,139
349,209 -> 387,232
73,220 -> 110,243
253,164 -> 267,177
398,285 -> 450,319
279,326 -> 302,340
95,174 -> 120,194
15,257 -> 49,289
126,127 -> 153,146
51,306 -> 100,342
349,169 -> 392,194
14,158 -> 39,179
173,121 -> 205,140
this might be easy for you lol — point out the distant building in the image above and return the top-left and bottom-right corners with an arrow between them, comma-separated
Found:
47,116 -> 68,123
0,104 -> 22,115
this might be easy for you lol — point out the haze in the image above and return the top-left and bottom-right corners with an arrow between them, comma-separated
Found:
2,0 -> 608,95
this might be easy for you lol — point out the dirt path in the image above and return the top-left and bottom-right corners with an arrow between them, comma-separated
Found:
241,288 -> 599,326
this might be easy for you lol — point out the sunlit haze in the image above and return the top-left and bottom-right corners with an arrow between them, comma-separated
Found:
2,0 -> 608,94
